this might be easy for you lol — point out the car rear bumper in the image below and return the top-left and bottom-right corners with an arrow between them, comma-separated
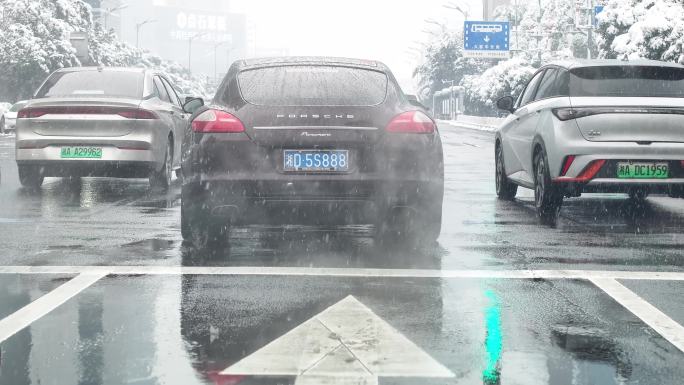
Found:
16,159 -> 158,178
183,178 -> 442,225
16,145 -> 156,161
15,139 -> 164,178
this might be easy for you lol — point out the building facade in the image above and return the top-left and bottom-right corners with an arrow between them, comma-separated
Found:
89,0 -> 247,80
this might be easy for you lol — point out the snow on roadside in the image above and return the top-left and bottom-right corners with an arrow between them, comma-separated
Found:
437,115 -> 505,132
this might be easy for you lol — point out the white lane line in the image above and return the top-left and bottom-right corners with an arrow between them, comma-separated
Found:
0,272 -> 106,343
0,266 -> 684,280
590,278 -> 684,353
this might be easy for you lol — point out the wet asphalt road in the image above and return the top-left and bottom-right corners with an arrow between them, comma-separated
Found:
1,124 -> 684,385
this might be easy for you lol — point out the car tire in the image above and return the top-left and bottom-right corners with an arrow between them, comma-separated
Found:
181,186 -> 228,249
374,191 -> 442,245
668,186 -> 684,199
18,165 -> 44,189
495,143 -> 518,200
150,140 -> 173,191
534,150 -> 562,225
175,168 -> 183,183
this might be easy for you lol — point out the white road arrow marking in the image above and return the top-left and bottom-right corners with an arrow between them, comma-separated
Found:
221,295 -> 454,384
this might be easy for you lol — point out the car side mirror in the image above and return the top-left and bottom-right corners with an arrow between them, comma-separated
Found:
496,96 -> 515,113
183,97 -> 204,114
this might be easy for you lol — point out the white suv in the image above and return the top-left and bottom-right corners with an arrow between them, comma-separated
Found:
495,60 -> 684,223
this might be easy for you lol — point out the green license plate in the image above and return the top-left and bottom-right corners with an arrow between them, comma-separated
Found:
60,146 -> 103,159
617,162 -> 669,179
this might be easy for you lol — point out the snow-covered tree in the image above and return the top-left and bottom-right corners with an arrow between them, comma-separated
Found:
413,32 -> 492,102
596,0 -> 684,64
413,0 -> 594,113
87,24 -> 210,97
461,58 -> 537,116
495,0 -> 587,64
0,0 -> 91,100
0,0 -> 211,102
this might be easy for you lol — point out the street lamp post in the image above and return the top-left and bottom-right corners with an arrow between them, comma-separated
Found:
226,46 -> 237,74
103,3 -> 128,30
213,41 -> 227,83
135,19 -> 156,49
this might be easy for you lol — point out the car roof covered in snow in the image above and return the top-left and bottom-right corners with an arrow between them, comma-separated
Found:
237,56 -> 388,71
546,59 -> 684,70
52,67 -> 151,74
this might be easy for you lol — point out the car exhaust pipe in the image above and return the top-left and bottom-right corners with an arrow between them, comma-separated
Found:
390,205 -> 417,214
388,205 -> 418,223
211,205 -> 239,219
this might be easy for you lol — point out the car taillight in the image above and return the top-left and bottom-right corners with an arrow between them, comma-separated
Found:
191,109 -> 245,133
560,155 -> 576,176
554,159 -> 606,183
577,160 -> 606,180
385,111 -> 435,134
116,109 -> 158,119
552,107 -> 684,121
17,108 -> 46,118
552,108 -> 593,121
17,107 -> 158,119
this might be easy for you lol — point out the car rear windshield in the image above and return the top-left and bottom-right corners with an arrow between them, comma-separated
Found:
237,65 -> 388,106
9,102 -> 27,112
35,71 -> 144,99
569,66 -> 684,98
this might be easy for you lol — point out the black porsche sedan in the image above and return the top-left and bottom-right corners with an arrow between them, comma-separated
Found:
180,57 -> 444,246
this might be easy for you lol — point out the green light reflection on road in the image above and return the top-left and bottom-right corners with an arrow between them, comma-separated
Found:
483,289 -> 502,384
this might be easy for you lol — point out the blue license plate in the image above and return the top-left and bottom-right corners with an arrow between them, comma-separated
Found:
283,150 -> 349,172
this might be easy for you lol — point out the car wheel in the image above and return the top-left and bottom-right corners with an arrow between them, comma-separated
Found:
374,193 -> 442,245
374,208 -> 410,245
534,150 -> 562,225
668,186 -> 684,199
495,143 -> 518,200
18,165 -> 44,189
181,186 -> 228,249
150,140 -> 173,191
175,168 -> 183,183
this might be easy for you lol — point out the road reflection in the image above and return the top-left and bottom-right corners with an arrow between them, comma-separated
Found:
180,225 -> 447,269
179,274 -> 445,385
482,289 -> 502,385
551,325 -> 632,384
502,194 -> 684,232
491,196 -> 684,269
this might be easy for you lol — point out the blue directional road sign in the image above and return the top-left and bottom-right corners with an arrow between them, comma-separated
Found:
594,6 -> 604,26
463,21 -> 510,59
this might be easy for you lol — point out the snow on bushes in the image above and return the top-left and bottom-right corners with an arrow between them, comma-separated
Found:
461,58 -> 536,116
597,0 -> 684,64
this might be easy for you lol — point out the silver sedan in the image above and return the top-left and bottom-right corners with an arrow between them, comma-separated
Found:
495,60 -> 684,223
15,67 -> 191,190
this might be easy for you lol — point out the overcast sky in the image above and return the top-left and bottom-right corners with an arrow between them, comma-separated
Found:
230,0 -> 482,94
